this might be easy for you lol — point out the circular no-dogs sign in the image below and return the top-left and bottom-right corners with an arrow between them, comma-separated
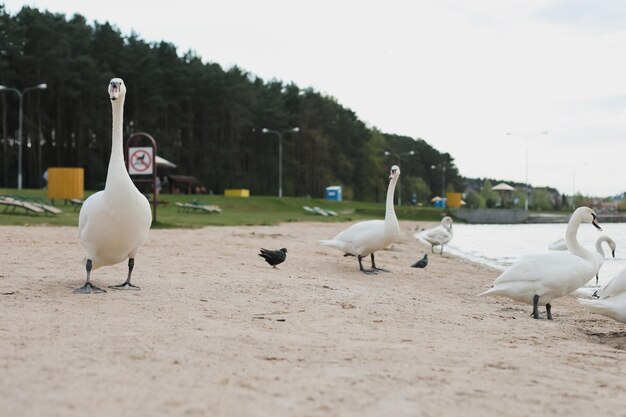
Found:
128,147 -> 154,175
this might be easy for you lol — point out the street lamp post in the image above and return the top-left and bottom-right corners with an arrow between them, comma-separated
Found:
384,150 -> 414,206
0,83 -> 47,189
506,131 -> 548,211
430,162 -> 447,205
261,127 -> 300,198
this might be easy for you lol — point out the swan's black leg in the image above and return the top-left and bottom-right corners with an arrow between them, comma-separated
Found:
431,245 -> 435,254
440,245 -> 444,255
74,259 -> 106,294
358,255 -> 377,275
109,258 -> 140,290
371,253 -> 389,272
546,303 -> 553,320
532,294 -> 540,319
595,274 -> 599,286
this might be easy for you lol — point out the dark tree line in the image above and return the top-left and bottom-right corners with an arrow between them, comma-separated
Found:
0,5 -> 461,203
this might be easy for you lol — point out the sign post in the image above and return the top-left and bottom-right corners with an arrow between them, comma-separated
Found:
125,132 -> 158,222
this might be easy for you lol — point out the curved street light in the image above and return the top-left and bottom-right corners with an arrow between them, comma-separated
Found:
506,131 -> 548,210
384,150 -> 414,206
261,127 -> 300,198
0,83 -> 48,189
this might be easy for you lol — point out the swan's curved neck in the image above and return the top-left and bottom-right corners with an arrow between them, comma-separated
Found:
385,177 -> 398,222
566,216 -> 594,261
595,239 -> 605,257
105,97 -> 129,190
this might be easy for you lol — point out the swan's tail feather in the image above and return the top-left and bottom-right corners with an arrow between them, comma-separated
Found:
478,286 -> 499,297
320,239 -> 348,253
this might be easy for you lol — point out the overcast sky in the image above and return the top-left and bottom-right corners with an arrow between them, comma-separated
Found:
5,0 -> 626,197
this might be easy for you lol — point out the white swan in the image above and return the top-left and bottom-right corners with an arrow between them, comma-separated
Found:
480,206 -> 601,319
591,266 -> 626,300
418,216 -> 453,254
577,291 -> 626,323
550,235 -> 615,285
320,165 -> 400,274
548,238 -> 566,251
74,78 -> 152,294
579,264 -> 626,323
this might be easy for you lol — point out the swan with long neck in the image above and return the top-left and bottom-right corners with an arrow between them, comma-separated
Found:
418,216 -> 453,254
74,78 -> 152,294
320,165 -> 400,274
480,207 -> 601,319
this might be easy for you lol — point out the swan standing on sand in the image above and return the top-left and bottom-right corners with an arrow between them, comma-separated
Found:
74,78 -> 152,294
480,207 -> 602,319
418,216 -> 453,254
550,235 -> 616,286
320,165 -> 400,274
579,266 -> 626,323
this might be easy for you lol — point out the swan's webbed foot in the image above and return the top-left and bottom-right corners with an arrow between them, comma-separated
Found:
109,258 -> 140,290
74,282 -> 106,294
109,282 -> 140,291
373,267 -> 390,273
360,269 -> 379,275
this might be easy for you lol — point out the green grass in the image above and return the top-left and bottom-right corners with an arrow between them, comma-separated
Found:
0,188 -> 449,228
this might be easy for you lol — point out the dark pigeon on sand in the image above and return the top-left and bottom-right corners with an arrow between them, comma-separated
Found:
259,248 -> 288,268
410,254 -> 428,268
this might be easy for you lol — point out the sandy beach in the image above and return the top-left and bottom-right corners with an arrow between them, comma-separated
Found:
2,220 -> 626,417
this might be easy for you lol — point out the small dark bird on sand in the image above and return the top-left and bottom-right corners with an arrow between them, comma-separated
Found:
259,248 -> 288,268
410,254 -> 428,268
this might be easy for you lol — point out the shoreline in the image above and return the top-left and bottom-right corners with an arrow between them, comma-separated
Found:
2,221 -> 626,417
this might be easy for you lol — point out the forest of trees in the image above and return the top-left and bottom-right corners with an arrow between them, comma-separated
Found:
0,5 -> 463,203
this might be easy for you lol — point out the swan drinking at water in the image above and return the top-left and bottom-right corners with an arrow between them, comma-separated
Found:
320,165 -> 400,274
480,207 -> 602,319
74,78 -> 152,294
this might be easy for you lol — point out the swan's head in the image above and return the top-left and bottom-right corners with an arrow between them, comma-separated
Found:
108,78 -> 126,101
389,165 -> 401,180
574,206 -> 602,231
442,216 -> 453,229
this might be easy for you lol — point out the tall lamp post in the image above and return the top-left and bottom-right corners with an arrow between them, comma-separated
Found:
261,127 -> 300,198
384,150 -> 414,206
0,83 -> 47,189
506,131 -> 548,211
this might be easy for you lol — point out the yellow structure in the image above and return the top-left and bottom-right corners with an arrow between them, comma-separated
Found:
224,189 -> 250,197
446,192 -> 462,208
47,167 -> 84,200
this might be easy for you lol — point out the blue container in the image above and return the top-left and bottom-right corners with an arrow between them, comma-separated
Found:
325,186 -> 342,201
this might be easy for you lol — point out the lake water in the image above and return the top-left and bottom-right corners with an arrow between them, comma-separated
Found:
440,222 -> 626,287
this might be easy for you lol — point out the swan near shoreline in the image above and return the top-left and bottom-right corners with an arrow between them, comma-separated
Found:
320,165 -> 400,274
480,206 -> 602,319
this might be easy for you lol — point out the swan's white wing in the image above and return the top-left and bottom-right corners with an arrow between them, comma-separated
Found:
420,226 -> 452,245
578,291 -> 626,323
483,251 -> 596,304
597,268 -> 626,299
